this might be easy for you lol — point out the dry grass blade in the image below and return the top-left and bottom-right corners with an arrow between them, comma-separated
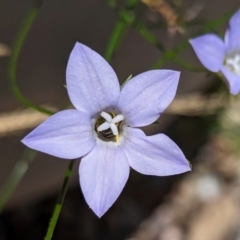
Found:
166,93 -> 228,116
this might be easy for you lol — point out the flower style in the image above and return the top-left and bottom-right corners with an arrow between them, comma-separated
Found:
22,42 -> 191,217
189,9 -> 240,95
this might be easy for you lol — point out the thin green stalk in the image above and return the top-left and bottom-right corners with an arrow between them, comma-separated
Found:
0,149 -> 36,213
7,0 -> 54,115
104,20 -> 129,62
44,160 -> 75,240
104,0 -> 140,61
125,0 -> 139,8
107,0 -> 164,51
153,41 -> 189,69
133,21 -> 165,52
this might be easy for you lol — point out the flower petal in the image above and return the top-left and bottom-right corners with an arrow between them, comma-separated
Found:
80,144 -> 130,217
220,66 -> 240,95
21,110 -> 95,159
225,9 -> 240,51
122,128 -> 191,176
117,70 -> 180,127
66,42 -> 120,115
189,34 -> 225,72
224,29 -> 230,46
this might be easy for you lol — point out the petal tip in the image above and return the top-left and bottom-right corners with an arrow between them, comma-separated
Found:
93,208 -> 105,218
188,38 -> 196,47
181,158 -> 192,171
87,201 -> 109,218
175,70 -> 181,78
174,158 -> 192,175
21,135 -> 31,147
185,163 -> 192,172
170,70 -> 181,84
74,41 -> 84,47
188,38 -> 193,44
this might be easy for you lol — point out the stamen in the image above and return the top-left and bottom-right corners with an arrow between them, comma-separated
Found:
225,53 -> 240,76
96,112 -> 124,139
97,122 -> 110,131
110,123 -> 118,135
100,112 -> 112,122
112,114 -> 124,123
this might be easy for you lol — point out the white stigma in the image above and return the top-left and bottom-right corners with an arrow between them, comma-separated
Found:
225,53 -> 240,76
97,111 -> 124,136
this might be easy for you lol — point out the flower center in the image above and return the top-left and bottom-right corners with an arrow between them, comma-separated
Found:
224,52 -> 240,76
95,111 -> 124,141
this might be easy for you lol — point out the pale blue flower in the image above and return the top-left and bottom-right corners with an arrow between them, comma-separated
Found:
22,42 -> 190,217
189,9 -> 240,95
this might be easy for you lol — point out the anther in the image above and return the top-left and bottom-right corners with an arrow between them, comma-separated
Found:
97,112 -> 124,136
225,53 -> 240,76
97,122 -> 110,131
110,123 -> 118,135
112,115 -> 124,123
100,112 -> 112,122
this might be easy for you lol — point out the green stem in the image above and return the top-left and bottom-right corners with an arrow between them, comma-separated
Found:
0,149 -> 36,213
7,0 -> 54,115
104,0 -> 140,61
132,21 -> 165,52
44,160 -> 75,240
153,41 -> 188,69
107,0 -> 164,52
104,20 -> 129,62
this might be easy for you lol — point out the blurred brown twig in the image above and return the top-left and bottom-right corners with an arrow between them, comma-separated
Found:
141,0 -> 181,33
0,43 -> 11,57
165,93 -> 228,116
0,106 -> 56,137
0,93 -> 228,137
141,0 -> 205,34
